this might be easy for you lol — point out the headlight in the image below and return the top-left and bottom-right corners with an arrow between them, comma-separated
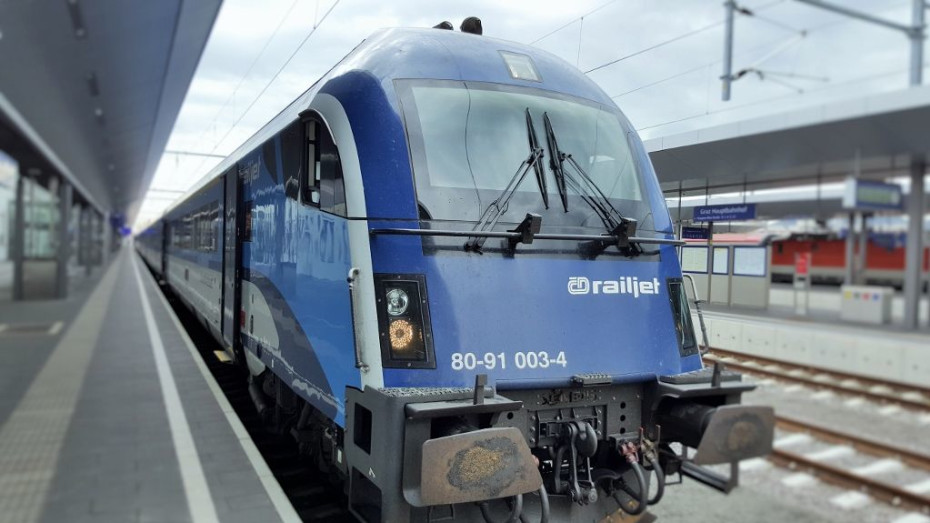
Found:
386,288 -> 409,316
374,275 -> 435,368
389,318 -> 417,350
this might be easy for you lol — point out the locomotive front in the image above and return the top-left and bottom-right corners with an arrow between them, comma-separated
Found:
327,28 -> 774,521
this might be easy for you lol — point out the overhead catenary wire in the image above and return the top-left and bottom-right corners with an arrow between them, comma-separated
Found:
185,0 -> 342,183
585,20 -> 726,75
608,0 -> 912,101
528,0 -> 618,45
583,0 -> 787,75
205,0 -> 340,156
635,65 -> 913,132
608,31 -> 805,99
185,0 -> 302,157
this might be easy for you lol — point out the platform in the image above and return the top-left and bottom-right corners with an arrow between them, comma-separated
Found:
0,248 -> 299,523
693,284 -> 930,389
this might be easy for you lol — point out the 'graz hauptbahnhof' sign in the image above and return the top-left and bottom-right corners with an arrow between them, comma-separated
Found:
692,204 -> 756,222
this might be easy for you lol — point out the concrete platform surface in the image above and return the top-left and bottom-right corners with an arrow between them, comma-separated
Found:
0,248 -> 298,523
692,289 -> 930,388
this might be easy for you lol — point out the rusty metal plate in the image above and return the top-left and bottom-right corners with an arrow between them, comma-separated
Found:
693,405 -> 775,465
420,427 -> 542,506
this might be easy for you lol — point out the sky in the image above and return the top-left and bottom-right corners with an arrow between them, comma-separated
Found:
134,0 -> 924,228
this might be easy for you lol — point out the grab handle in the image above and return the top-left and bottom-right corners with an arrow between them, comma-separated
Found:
682,274 -> 710,355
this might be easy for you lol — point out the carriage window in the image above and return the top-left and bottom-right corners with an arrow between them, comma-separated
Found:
302,121 -> 321,205
301,116 -> 346,216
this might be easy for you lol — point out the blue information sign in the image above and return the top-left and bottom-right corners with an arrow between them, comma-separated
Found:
842,178 -> 903,211
692,204 -> 756,222
681,226 -> 710,239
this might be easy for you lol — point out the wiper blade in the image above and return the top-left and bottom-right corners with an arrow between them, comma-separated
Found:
543,112 -> 569,212
526,109 -> 549,210
542,112 -> 641,255
464,108 -> 545,252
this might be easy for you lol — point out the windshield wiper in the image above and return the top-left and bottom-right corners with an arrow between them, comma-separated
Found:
464,108 -> 546,252
527,110 -> 549,210
542,112 -> 641,256
543,113 -> 569,212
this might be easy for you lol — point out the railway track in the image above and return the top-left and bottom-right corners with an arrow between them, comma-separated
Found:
770,414 -> 930,514
705,348 -> 930,412
156,279 -> 350,522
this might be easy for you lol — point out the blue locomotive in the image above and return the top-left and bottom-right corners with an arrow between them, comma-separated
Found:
137,22 -> 773,522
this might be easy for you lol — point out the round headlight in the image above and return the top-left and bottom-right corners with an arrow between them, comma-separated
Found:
386,288 -> 409,316
389,318 -> 416,350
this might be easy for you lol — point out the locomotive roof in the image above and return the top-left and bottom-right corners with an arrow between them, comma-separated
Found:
163,27 -> 618,219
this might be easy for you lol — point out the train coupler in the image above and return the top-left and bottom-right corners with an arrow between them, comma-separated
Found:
551,420 -> 599,505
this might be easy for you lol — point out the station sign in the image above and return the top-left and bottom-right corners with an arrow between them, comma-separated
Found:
681,226 -> 710,240
842,178 -> 903,211
692,204 -> 756,222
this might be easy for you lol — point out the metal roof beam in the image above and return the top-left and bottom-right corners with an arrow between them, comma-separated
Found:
0,92 -> 106,215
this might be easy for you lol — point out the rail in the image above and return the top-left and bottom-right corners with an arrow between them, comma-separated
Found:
705,349 -> 930,411
772,414 -> 930,513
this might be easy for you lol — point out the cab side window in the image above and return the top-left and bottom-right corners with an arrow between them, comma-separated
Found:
301,116 -> 346,216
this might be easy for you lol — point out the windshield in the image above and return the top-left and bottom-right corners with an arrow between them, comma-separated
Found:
398,80 -> 655,232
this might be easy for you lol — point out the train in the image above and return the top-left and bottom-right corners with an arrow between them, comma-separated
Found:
680,231 -> 930,289
770,233 -> 930,288
137,22 -> 773,522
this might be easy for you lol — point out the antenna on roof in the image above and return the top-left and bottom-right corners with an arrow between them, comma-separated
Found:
460,17 -> 482,35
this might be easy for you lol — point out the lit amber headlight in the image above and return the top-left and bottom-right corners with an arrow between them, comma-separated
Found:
375,275 -> 434,369
389,318 -> 417,350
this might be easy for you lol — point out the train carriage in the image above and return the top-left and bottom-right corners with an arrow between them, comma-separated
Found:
139,24 -> 773,522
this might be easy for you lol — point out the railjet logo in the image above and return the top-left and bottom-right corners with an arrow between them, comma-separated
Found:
567,276 -> 661,298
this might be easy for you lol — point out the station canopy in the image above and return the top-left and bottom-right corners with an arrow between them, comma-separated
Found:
0,0 -> 222,221
645,85 -> 930,219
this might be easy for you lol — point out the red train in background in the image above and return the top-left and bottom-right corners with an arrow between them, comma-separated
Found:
770,233 -> 930,288
683,231 -> 930,289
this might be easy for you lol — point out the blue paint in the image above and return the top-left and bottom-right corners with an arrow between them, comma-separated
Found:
163,176 -> 225,279
143,27 -> 703,430
239,131 -> 356,425
372,236 -> 697,389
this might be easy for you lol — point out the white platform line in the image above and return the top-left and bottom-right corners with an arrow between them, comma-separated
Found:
131,256 -> 219,523
133,255 -> 300,522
